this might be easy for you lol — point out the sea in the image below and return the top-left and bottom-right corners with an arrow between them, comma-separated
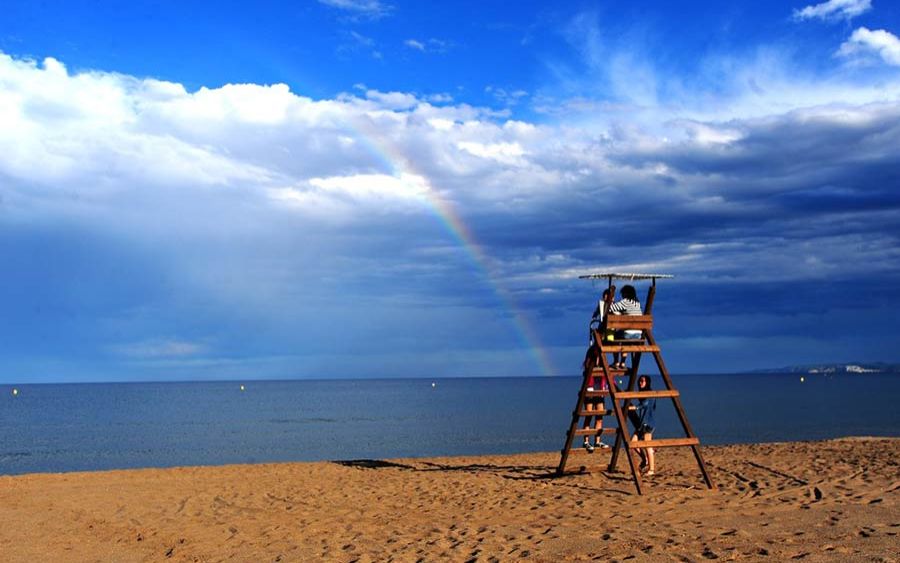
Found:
1,374 -> 898,476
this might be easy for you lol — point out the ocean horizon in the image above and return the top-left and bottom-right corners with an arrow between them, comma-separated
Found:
2,373 -> 898,476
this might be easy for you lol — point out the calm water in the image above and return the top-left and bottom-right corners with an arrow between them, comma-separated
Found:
1,374 -> 898,475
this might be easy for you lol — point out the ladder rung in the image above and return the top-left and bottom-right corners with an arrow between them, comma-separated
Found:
600,345 -> 660,353
627,438 -> 699,448
573,427 -> 618,436
614,390 -> 680,399
591,367 -> 628,375
564,446 -> 613,456
584,390 -> 610,398
576,409 -> 611,417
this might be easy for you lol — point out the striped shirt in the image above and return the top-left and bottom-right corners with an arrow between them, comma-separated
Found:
608,298 -> 642,316
609,298 -> 642,338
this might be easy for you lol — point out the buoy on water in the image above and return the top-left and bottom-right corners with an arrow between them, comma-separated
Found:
431,382 -> 436,388
240,384 -> 245,391
800,376 -> 805,383
12,388 -> 18,396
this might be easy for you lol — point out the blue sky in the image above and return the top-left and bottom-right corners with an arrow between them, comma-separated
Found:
2,0 -> 900,382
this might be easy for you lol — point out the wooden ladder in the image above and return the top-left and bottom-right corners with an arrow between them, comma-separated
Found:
556,285 -> 716,494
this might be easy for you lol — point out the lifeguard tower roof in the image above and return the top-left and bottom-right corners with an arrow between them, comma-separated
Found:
578,272 -> 674,280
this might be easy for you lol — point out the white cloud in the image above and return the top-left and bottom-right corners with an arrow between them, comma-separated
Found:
402,38 -> 450,53
3,49 -> 900,309
456,141 -> 527,165
404,39 -> 425,51
793,0 -> 871,21
0,55 -> 272,192
485,86 -> 529,106
428,117 -> 455,130
318,0 -> 391,19
678,121 -> 744,145
309,172 -> 430,200
349,31 -> 374,47
837,27 -> 900,66
363,88 -> 419,109
538,36 -> 900,133
426,93 -> 453,103
337,31 -> 383,59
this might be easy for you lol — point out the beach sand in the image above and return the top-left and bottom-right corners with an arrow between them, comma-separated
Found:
0,437 -> 897,562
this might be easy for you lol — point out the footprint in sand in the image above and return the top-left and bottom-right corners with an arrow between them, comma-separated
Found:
806,487 -> 823,501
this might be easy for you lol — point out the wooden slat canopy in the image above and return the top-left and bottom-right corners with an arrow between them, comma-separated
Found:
594,344 -> 660,354
579,272 -> 674,280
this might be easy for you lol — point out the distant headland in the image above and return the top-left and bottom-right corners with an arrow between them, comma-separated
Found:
748,362 -> 900,375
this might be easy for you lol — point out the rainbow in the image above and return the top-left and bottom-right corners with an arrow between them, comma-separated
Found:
347,120 -> 557,377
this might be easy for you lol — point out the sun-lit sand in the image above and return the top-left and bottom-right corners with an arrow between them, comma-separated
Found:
0,437 -> 897,562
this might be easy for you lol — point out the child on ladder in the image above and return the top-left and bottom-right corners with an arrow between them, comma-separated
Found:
583,289 -> 612,451
628,375 -> 657,475
582,372 -> 610,452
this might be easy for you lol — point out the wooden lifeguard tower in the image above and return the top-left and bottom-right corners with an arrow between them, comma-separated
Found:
556,273 -> 715,494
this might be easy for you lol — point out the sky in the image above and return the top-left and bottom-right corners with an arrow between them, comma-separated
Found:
1,0 -> 899,382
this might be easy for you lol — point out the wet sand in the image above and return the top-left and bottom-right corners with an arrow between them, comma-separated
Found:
0,437 -> 897,562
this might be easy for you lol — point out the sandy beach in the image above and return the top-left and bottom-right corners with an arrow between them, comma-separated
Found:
0,437 -> 897,562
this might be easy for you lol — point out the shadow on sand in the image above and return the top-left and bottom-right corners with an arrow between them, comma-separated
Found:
331,458 -> 636,494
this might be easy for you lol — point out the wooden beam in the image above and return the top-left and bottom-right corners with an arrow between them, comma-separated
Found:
608,352 -> 642,473
645,330 -> 716,490
573,427 -> 618,436
564,447 -> 615,456
556,358 -> 598,474
644,283 -> 657,315
576,409 -> 612,417
627,438 -> 700,449
605,315 -> 654,330
591,367 -> 627,376
614,390 -> 680,399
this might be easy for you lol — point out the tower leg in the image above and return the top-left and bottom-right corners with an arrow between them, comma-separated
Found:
602,351 -> 644,494
556,346 -> 599,475
608,352 -> 641,473
646,330 -> 716,490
